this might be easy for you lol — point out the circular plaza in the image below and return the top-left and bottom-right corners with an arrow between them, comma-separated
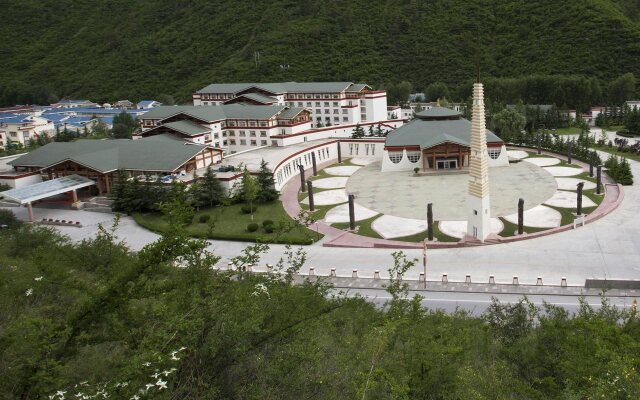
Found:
299,150 -> 610,242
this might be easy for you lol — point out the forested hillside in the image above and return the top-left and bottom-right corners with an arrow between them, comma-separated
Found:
1,0 -> 640,105
1,209 -> 640,399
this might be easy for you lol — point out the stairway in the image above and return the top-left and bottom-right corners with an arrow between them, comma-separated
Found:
82,196 -> 114,213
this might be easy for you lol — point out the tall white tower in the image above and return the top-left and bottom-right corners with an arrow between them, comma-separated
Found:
466,82 -> 491,242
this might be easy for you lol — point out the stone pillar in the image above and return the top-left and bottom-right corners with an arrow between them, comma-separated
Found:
589,152 -> 594,177
337,142 -> 342,163
26,202 -> 34,223
71,189 -> 78,203
596,165 -> 602,195
427,203 -> 434,241
306,180 -> 314,211
537,133 -> 542,155
576,182 -> 584,216
298,164 -> 305,192
567,141 -> 572,164
311,152 -> 318,176
348,194 -> 355,231
518,198 -> 524,235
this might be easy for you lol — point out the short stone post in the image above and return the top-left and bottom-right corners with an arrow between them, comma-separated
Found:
567,141 -> 572,164
337,142 -> 342,163
517,198 -> 524,235
576,182 -> 584,216
561,277 -> 567,287
311,152 -> 318,176
373,270 -> 380,279
419,272 -> 425,282
536,277 -> 543,286
427,203 -> 434,241
352,269 -> 358,278
330,268 -> 336,277
266,263 -> 273,273
442,273 -> 448,283
307,180 -> 315,211
589,152 -> 594,177
512,276 -> 519,285
489,275 -> 495,284
465,274 -> 471,284
348,194 -> 356,231
596,165 -> 602,195
537,133 -> 542,155
298,164 -> 305,192
309,267 -> 315,276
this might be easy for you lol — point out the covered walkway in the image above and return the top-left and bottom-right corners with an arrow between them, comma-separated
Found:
1,175 -> 95,222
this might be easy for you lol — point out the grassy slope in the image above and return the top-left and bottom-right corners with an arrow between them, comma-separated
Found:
1,0 -> 640,103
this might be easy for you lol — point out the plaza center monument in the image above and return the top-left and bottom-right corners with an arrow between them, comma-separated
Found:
466,82 -> 492,242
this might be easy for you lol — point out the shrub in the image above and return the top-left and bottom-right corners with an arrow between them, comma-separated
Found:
262,219 -> 274,228
413,167 -> 420,174
247,222 -> 259,232
199,214 -> 211,223
0,209 -> 22,228
241,204 -> 257,214
264,224 -> 275,233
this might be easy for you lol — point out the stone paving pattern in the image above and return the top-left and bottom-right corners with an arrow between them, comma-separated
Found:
347,161 -> 557,220
503,205 -> 562,228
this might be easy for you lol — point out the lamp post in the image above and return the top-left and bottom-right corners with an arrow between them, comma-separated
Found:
422,240 -> 428,289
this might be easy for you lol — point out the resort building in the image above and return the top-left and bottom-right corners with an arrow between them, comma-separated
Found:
138,104 -> 312,151
192,82 -> 389,127
381,106 -> 508,172
0,114 -> 54,148
50,99 -> 99,109
7,136 -> 223,195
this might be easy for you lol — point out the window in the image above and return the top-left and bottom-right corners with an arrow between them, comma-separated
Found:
271,140 -> 278,146
239,131 -> 246,137
349,143 -> 354,155
260,131 -> 266,137
365,144 -> 370,155
371,145 -> 375,155
343,117 -> 348,122
228,131 -> 235,137
240,139 -> 246,145
488,148 -> 501,160
333,102 -> 338,107
306,102 -> 312,107
388,152 -> 403,164
334,117 -> 339,121
316,109 -> 321,114
342,109 -> 347,114
250,140 -> 257,146
250,131 -> 256,137
315,102 -> 320,107
333,109 -> 339,114
249,121 -> 256,126
407,152 -> 421,163
261,140 -> 267,146
298,102 -> 303,107
230,139 -> 236,145
324,102 -> 329,107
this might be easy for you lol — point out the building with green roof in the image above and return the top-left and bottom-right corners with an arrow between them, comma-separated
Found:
8,137 -> 223,195
192,81 -> 389,129
381,107 -> 508,172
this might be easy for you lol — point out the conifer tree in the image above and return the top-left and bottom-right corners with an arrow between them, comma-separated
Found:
256,159 -> 279,202
196,165 -> 225,208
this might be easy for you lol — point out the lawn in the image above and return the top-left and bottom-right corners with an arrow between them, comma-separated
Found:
592,144 -> 640,163
331,216 -> 458,243
553,127 -> 582,135
134,201 -> 322,245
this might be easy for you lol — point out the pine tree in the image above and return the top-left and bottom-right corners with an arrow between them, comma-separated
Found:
196,165 -> 225,208
256,159 -> 279,202
618,157 -> 634,185
368,125 -> 374,136
375,124 -> 383,136
352,124 -> 365,139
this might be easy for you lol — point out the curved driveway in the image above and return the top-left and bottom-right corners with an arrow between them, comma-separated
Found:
4,150 -> 640,287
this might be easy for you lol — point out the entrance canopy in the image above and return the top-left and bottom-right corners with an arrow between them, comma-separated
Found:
1,174 -> 94,204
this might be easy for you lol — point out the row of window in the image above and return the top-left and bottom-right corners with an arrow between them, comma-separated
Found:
349,143 -> 377,156
275,146 -> 332,185
285,93 -> 341,100
387,151 -> 421,164
228,139 -> 269,146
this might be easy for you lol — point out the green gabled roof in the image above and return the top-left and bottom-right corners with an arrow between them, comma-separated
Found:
233,93 -> 277,104
385,118 -> 503,150
10,139 -> 207,172
278,107 -> 306,119
142,105 -> 307,123
161,120 -> 209,136
415,107 -> 462,119
346,83 -> 369,92
196,81 -> 356,94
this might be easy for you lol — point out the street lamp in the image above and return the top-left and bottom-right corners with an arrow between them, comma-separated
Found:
422,239 -> 428,289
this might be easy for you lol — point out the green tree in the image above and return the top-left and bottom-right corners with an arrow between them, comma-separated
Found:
112,111 -> 138,139
607,73 -> 636,105
625,107 -> 640,134
255,159 -> 279,203
492,108 -> 526,143
195,165 -> 225,208
241,167 -> 258,219
425,82 -> 450,102
352,124 -> 365,138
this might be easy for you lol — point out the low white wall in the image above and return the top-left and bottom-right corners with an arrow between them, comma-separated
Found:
381,149 -> 421,172
488,145 -> 509,167
0,173 -> 42,189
